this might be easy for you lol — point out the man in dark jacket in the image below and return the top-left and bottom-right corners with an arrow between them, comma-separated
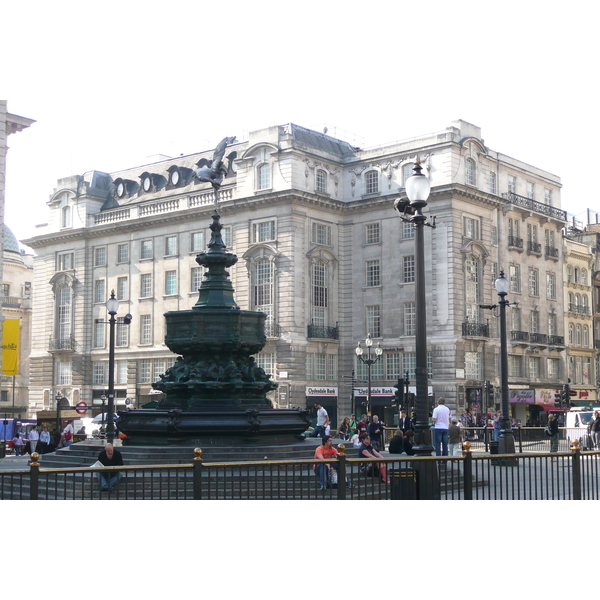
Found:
96,443 -> 124,491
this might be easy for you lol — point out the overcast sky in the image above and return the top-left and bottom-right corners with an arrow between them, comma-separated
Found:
3,0 -> 599,251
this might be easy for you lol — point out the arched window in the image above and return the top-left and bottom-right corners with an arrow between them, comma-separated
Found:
465,256 -> 480,323
583,325 -> 590,347
252,259 -> 273,323
365,170 -> 379,195
582,269 -> 588,285
568,323 -> 574,345
567,266 -> 573,283
582,294 -> 589,313
316,169 -> 327,194
257,163 -> 270,190
311,261 -> 329,326
62,205 -> 72,228
57,284 -> 72,341
466,158 -> 477,186
576,324 -> 582,346
574,268 -> 580,283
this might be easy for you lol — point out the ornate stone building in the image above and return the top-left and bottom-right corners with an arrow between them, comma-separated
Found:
23,120 -> 568,425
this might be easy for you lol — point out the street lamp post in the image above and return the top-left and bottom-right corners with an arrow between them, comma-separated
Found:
55,391 -> 63,438
395,158 -> 435,457
106,291 -> 119,445
355,334 -> 383,418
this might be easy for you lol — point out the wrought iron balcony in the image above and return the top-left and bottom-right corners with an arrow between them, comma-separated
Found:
508,236 -> 523,250
545,246 -> 559,259
264,322 -> 282,338
462,322 -> 489,338
48,337 -> 78,352
548,335 -> 565,346
511,330 -> 530,344
502,191 -> 567,221
529,333 -> 548,344
568,304 -> 590,315
527,241 -> 542,255
307,323 -> 339,340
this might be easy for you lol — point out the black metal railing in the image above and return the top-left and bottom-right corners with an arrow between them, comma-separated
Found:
529,333 -> 548,344
307,324 -> 339,339
511,330 -> 529,343
548,335 -> 564,346
568,304 -> 590,315
508,235 -> 523,249
462,322 -> 490,338
527,241 -> 542,254
48,337 -> 78,352
2,444 -> 599,500
502,191 -> 568,221
264,322 -> 282,338
545,246 -> 559,259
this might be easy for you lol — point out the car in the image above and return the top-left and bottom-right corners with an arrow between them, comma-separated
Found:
565,408 -> 600,450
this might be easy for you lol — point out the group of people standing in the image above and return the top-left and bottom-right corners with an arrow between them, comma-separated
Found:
9,421 -> 75,456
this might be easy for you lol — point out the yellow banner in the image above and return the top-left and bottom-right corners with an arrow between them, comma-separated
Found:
2,319 -> 19,375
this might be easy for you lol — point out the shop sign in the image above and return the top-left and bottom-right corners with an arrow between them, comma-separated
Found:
535,389 -> 555,406
509,390 -> 535,404
306,387 -> 338,396
354,387 -> 394,396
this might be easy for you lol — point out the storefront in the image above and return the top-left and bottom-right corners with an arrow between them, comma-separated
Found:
306,386 -> 338,429
509,389 -> 560,426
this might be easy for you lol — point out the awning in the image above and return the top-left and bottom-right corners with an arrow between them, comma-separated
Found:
570,401 -> 598,408
542,406 -> 568,412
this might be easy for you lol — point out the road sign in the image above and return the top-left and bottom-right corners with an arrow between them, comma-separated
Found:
75,402 -> 90,415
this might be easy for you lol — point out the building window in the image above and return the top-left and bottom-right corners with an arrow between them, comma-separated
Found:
141,239 -> 153,260
255,352 -> 276,377
402,163 -> 414,185
252,220 -> 276,243
191,231 -> 205,253
584,357 -> 592,385
117,276 -> 128,301
511,307 -> 521,331
191,267 -> 203,292
403,352 -> 416,379
365,223 -> 380,245
140,273 -> 153,298
116,360 -> 128,384
366,305 -> 381,338
116,317 -> 129,347
257,163 -> 270,190
61,205 -> 72,229
57,252 -> 74,271
117,243 -> 129,264
464,217 -> 479,239
404,302 -> 416,336
366,260 -> 381,287
138,359 -> 152,383
465,256 -> 481,323
94,247 -> 106,267
94,280 -> 106,303
547,358 -> 559,379
316,169 -> 327,194
508,355 -> 521,377
529,356 -> 540,378
254,259 -> 274,316
489,171 -> 497,194
365,170 -> 379,195
386,353 -> 402,379
57,361 -> 72,385
548,313 -> 557,336
165,236 -> 178,256
546,272 -> 556,300
57,284 -> 72,340
164,271 -> 177,296
311,261 -> 328,327
509,264 -> 520,294
508,175 -> 517,194
403,255 -> 415,283
466,159 -> 476,186
529,268 -> 539,297
530,310 -> 539,334
94,320 -> 105,348
583,325 -> 590,348
465,352 -> 481,379
92,362 -> 106,385
312,222 -> 331,246
140,314 -> 152,345
403,221 -> 415,239
544,188 -> 552,204
153,359 -> 167,381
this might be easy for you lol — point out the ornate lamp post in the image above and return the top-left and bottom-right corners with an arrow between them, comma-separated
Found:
395,158 -> 435,456
355,334 -> 383,417
55,391 -> 64,438
106,292 -> 119,444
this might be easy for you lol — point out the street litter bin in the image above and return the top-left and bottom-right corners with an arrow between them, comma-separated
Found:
390,468 -> 417,500
489,441 -> 499,465
0,441 -> 5,459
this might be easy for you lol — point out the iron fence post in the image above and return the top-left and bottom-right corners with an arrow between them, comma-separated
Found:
30,452 -> 40,500
462,443 -> 473,500
193,448 -> 203,500
571,441 -> 582,500
517,426 -> 523,453
337,445 -> 347,500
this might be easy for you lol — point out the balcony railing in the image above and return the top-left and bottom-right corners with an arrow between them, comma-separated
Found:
48,337 -> 78,352
264,322 -> 282,338
568,304 -> 590,315
508,236 -> 523,249
502,191 -> 567,221
548,335 -> 565,346
527,241 -> 542,254
511,330 -> 530,343
529,333 -> 548,344
307,324 -> 339,340
462,322 -> 489,338
545,246 -> 559,259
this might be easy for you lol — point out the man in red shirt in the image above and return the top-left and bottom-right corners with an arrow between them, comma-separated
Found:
313,435 -> 338,490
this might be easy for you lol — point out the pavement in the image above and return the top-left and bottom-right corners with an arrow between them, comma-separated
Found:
0,455 -> 33,471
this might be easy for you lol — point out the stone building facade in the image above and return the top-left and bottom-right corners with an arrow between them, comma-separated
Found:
23,120 -> 568,426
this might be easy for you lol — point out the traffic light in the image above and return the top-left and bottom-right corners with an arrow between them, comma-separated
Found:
554,389 -> 562,408
562,384 -> 571,409
394,378 -> 404,406
488,383 -> 494,402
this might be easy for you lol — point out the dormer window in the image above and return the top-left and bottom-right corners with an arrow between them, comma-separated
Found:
113,178 -> 138,199
61,205 -> 72,229
139,172 -> 166,194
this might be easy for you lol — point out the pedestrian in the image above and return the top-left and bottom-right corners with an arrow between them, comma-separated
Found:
448,417 -> 463,457
312,402 -> 329,438
62,420 -> 74,446
355,414 -> 369,437
358,433 -> 389,483
403,430 -> 416,455
493,412 -> 502,442
590,411 -> 600,450
338,417 -> 351,441
11,433 -> 24,456
388,429 -> 404,454
96,443 -> 124,491
348,414 -> 358,436
29,425 -> 40,454
432,397 -> 451,456
368,415 -> 384,451
399,410 -> 413,433
39,426 -> 51,454
546,413 -> 560,461
313,434 -> 339,491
